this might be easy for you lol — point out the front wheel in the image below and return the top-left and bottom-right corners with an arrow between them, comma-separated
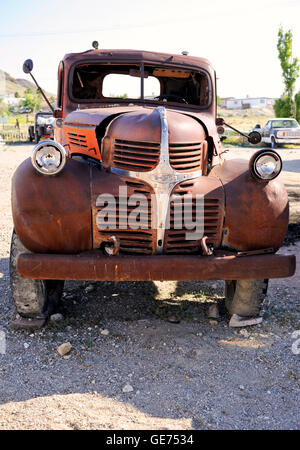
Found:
225,279 -> 268,318
10,230 -> 64,319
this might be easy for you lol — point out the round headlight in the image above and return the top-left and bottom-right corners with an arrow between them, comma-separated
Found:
31,140 -> 68,175
250,149 -> 282,181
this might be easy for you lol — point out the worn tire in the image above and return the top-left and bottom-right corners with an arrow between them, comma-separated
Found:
10,230 -> 64,319
271,136 -> 277,149
225,279 -> 268,317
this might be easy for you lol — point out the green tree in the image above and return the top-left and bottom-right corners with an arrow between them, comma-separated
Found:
21,89 -> 42,112
0,98 -> 8,116
275,27 -> 300,118
14,91 -> 20,98
277,27 -> 300,97
274,95 -> 294,117
115,93 -> 128,99
295,91 -> 300,122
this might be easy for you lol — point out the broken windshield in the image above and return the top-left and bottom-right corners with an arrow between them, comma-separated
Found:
71,63 -> 211,108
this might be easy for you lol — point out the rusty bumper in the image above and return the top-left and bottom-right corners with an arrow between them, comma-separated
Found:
17,252 -> 295,281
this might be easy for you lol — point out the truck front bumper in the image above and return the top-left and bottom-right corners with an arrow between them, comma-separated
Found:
17,252 -> 296,281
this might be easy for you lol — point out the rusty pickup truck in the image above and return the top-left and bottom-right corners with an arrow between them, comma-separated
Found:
10,43 -> 296,328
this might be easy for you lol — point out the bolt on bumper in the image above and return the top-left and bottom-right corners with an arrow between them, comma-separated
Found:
17,252 -> 296,282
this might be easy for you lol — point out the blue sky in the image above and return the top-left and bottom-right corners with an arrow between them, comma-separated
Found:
0,0 -> 300,98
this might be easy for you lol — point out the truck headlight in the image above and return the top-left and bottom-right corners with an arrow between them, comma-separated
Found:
249,149 -> 282,181
31,140 -> 68,175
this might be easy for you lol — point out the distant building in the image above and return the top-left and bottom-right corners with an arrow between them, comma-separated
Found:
0,94 -> 25,106
223,97 -> 276,109
219,97 -> 234,108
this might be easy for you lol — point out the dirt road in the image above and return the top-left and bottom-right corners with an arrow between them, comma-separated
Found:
0,144 -> 299,430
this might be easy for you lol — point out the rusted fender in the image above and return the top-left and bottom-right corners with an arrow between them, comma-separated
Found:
12,158 -> 92,253
210,158 -> 289,251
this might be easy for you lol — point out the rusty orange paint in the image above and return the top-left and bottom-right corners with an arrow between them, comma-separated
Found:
63,124 -> 101,159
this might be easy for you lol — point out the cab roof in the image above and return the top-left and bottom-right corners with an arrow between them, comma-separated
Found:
62,48 -> 213,72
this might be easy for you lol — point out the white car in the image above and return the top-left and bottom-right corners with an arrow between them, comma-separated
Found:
253,118 -> 300,148
0,135 -> 6,149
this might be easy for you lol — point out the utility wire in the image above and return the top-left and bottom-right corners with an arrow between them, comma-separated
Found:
0,17 -> 200,39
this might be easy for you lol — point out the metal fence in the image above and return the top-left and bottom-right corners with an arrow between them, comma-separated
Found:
1,131 -> 28,141
0,123 -> 29,142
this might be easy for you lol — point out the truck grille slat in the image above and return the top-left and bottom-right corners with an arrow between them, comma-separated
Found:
114,152 -> 159,161
114,153 -> 158,163
113,160 -> 156,170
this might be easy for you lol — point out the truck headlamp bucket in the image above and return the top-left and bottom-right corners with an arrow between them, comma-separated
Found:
249,149 -> 282,181
31,140 -> 68,175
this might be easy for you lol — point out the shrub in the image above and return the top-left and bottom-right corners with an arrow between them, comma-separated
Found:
295,92 -> 300,122
274,96 -> 294,117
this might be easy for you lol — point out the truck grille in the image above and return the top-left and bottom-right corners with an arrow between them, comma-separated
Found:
112,139 -> 160,171
169,142 -> 202,172
96,180 -> 155,254
285,132 -> 300,138
164,180 -> 223,254
112,139 -> 202,172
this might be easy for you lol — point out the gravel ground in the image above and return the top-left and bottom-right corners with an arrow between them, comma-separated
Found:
0,144 -> 299,430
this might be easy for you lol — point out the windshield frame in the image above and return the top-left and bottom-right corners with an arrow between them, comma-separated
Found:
68,59 -> 213,111
270,119 -> 300,129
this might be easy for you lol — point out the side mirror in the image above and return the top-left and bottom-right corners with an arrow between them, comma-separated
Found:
216,118 -> 225,126
217,118 -> 261,145
23,59 -> 33,74
248,131 -> 261,145
255,124 -> 261,129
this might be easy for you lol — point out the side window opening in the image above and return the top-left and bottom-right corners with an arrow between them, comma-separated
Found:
57,61 -> 64,109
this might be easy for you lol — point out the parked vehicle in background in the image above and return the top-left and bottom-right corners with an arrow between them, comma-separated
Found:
19,107 -> 32,114
253,118 -> 300,148
28,110 -> 55,143
0,134 -> 5,149
10,45 -> 296,330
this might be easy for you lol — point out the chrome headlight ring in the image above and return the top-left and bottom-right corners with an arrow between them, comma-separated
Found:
31,140 -> 68,175
249,149 -> 282,182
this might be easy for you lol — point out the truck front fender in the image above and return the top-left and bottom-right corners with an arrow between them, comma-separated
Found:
210,158 -> 289,251
12,158 -> 92,253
